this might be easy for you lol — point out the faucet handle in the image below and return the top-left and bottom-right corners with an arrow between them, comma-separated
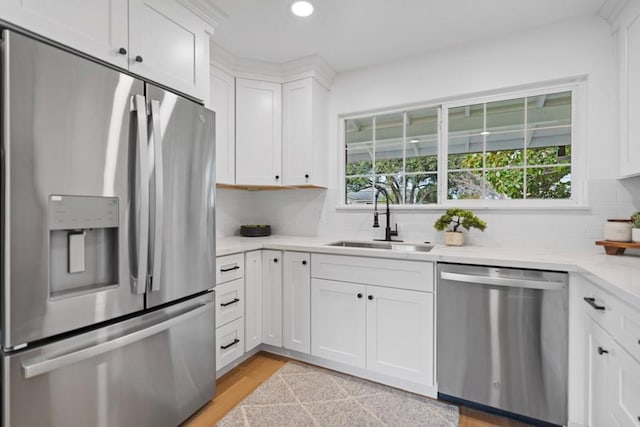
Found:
391,223 -> 399,236
373,212 -> 380,228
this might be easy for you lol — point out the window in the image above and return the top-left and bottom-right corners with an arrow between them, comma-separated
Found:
343,84 -> 579,207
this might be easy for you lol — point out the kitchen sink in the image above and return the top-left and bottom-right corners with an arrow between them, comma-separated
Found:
326,240 -> 433,252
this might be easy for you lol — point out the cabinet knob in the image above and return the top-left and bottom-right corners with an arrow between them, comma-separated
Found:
118,47 -> 127,55
305,174 -> 309,179
302,260 -> 307,265
357,293 -> 363,299
597,346 -> 608,355
273,258 -> 278,263
135,55 -> 143,63
275,175 -> 280,180
368,295 -> 373,300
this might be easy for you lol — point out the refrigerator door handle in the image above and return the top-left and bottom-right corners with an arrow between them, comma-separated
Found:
149,99 -> 164,292
21,301 -> 211,379
131,94 -> 150,295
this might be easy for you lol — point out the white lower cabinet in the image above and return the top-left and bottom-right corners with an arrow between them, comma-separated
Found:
262,250 -> 283,347
283,252 -> 311,354
366,286 -> 433,384
311,279 -> 366,367
311,276 -> 434,387
581,275 -> 640,427
216,317 -> 245,372
244,250 -> 263,352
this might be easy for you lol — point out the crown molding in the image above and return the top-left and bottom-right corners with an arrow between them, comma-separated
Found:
597,0 -> 631,30
177,0 -> 227,32
209,42 -> 336,88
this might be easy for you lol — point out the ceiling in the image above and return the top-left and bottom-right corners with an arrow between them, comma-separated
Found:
208,0 -> 609,73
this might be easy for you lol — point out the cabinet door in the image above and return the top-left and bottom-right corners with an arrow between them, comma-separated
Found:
584,315 -> 616,427
609,340 -> 640,426
311,279 -> 366,368
236,79 -> 282,186
282,78 -> 328,187
366,287 -> 433,385
262,250 -> 283,347
283,252 -> 311,354
617,1 -> 640,177
244,250 -> 263,352
210,66 -> 236,184
0,0 -> 128,68
129,0 -> 209,100
282,79 -> 312,186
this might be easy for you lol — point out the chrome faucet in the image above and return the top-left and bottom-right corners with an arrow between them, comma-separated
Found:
373,185 -> 402,242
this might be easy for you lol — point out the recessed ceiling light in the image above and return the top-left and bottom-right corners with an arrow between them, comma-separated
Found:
410,138 -> 420,144
290,1 -> 314,17
480,131 -> 491,136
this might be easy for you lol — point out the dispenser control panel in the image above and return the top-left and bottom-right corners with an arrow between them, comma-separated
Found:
48,195 -> 119,230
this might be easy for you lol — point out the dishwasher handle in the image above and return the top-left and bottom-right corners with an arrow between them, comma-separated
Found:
440,271 -> 566,290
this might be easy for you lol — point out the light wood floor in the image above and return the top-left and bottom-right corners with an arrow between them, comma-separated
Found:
183,352 -> 528,427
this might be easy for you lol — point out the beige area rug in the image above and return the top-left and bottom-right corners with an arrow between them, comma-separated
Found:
217,360 -> 459,427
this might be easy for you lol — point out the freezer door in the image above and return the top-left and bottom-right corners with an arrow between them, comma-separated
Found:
145,84 -> 215,308
1,31 -> 145,349
2,293 -> 215,427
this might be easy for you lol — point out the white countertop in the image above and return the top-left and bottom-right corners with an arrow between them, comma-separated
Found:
216,235 -> 640,307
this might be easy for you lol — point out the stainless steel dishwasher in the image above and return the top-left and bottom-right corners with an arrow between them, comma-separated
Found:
437,263 -> 568,426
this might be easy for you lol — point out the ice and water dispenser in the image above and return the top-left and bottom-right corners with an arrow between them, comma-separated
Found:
48,195 -> 119,299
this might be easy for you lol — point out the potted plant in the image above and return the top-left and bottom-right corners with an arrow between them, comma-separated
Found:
632,212 -> 640,243
434,208 -> 487,246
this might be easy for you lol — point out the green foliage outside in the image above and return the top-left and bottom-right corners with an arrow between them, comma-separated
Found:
632,212 -> 640,228
433,208 -> 487,232
346,146 -> 571,203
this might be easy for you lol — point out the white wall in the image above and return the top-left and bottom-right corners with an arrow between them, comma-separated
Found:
220,15 -> 640,251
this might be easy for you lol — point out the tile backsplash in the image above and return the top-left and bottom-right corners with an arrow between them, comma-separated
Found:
216,178 -> 640,253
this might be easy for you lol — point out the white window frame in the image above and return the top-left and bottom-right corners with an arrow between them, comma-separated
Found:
338,78 -> 588,210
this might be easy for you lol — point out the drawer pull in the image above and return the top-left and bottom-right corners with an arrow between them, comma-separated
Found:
220,338 -> 240,350
597,346 -> 609,355
220,265 -> 240,273
584,297 -> 605,311
220,298 -> 240,307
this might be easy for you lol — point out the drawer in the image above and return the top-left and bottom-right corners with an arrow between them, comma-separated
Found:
216,317 -> 245,372
582,276 -> 640,362
216,253 -> 244,284
215,278 -> 245,328
311,254 -> 433,292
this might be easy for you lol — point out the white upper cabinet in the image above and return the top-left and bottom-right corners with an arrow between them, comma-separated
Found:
210,66 -> 236,184
282,78 -> 328,187
235,79 -> 283,186
0,0 -> 129,68
0,0 -> 211,101
616,0 -> 640,177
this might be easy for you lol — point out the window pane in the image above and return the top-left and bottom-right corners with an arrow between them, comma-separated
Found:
447,170 -> 484,200
448,104 -> 484,170
346,117 -> 374,176
526,165 -> 571,199
345,176 -> 373,205
374,174 -> 403,204
448,104 -> 484,136
406,108 -> 438,173
405,173 -> 437,204
484,168 -> 524,199
486,131 -> 525,167
486,97 -> 525,133
526,91 -> 571,168
527,91 -> 571,129
375,112 -> 404,175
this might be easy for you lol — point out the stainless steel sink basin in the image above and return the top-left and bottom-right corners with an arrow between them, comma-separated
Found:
327,240 -> 433,252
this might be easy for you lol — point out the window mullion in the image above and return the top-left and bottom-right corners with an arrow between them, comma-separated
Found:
372,115 -> 376,204
438,106 -> 447,204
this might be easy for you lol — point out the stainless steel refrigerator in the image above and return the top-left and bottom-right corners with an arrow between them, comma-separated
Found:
1,30 -> 216,427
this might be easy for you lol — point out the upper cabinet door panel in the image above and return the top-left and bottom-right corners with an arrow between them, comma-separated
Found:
129,0 -> 208,100
0,0 -> 129,68
235,78 -> 282,186
210,66 -> 236,184
282,79 -> 313,186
